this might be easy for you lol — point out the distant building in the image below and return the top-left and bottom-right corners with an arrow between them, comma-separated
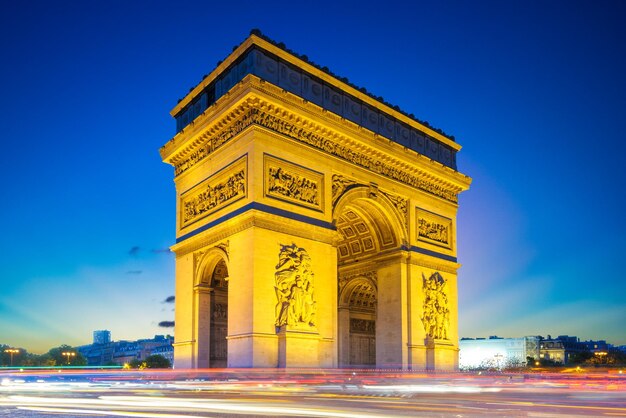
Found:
461,334 -> 615,366
580,339 -> 609,353
93,330 -> 111,345
539,338 -> 566,363
539,335 -> 602,364
459,336 -> 539,369
78,333 -> 173,366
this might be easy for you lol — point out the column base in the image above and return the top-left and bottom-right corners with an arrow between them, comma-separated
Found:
277,325 -> 320,368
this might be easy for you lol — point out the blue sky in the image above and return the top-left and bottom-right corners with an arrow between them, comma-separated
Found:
1,0 -> 624,353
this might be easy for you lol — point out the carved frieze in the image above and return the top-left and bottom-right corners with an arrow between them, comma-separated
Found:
174,108 -> 258,177
416,208 -> 452,249
180,156 -> 247,228
350,318 -> 375,334
274,243 -> 317,329
212,303 -> 227,320
254,110 -> 458,203
264,154 -> 323,211
421,272 -> 450,340
172,102 -> 459,203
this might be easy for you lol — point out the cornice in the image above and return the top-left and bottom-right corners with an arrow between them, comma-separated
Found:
171,209 -> 337,257
160,78 -> 258,162
171,34 -> 459,149
408,252 -> 461,275
251,78 -> 470,192
161,76 -> 471,203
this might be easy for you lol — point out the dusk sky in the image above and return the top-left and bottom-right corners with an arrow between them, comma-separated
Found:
1,0 -> 624,353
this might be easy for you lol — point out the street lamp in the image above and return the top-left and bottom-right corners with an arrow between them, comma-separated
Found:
62,351 -> 75,365
4,349 -> 19,367
594,351 -> 608,364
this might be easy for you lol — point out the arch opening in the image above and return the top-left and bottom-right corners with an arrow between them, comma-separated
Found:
334,193 -> 403,368
209,259 -> 228,367
339,277 -> 377,367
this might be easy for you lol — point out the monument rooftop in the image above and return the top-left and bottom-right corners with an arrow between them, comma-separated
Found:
168,31 -> 461,170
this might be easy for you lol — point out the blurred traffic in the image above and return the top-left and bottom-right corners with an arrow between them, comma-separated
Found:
1,368 -> 624,417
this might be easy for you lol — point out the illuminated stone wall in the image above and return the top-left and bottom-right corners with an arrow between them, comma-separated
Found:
161,34 -> 471,370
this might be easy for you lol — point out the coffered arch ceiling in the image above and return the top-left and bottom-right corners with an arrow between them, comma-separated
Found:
347,281 -> 377,311
336,199 -> 397,264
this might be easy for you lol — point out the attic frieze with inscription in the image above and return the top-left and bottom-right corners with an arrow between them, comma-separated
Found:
169,97 -> 462,203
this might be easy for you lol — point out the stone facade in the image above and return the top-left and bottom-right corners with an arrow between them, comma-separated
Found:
160,33 -> 471,370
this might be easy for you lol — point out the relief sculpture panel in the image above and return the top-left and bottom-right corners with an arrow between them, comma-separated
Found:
350,318 -> 375,334
180,156 -> 247,228
265,155 -> 323,211
416,208 -> 452,249
274,243 -> 317,329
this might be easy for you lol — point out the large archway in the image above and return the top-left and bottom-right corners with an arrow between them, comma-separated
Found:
334,189 -> 407,368
194,248 -> 229,369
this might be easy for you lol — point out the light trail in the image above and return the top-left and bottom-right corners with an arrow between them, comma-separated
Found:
4,394 -> 400,417
0,370 -> 624,417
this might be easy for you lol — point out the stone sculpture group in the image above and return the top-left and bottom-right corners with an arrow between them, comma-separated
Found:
421,272 -> 450,340
274,243 -> 317,328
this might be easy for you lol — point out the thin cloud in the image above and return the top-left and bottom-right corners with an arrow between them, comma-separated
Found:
126,270 -> 142,275
128,246 -> 141,257
151,248 -> 172,254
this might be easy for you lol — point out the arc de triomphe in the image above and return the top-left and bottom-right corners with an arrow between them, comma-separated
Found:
160,32 -> 471,370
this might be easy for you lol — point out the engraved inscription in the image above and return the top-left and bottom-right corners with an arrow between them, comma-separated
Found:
180,157 -> 246,228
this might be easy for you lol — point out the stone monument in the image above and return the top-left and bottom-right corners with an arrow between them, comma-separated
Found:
160,31 -> 471,370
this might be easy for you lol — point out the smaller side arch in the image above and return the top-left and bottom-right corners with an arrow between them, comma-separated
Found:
192,245 -> 230,368
195,246 -> 230,286
337,274 -> 378,367
338,274 -> 378,308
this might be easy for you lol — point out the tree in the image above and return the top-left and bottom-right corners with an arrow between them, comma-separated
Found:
46,345 -> 87,366
129,358 -> 146,369
144,354 -> 171,369
569,351 -> 593,364
128,355 -> 170,369
1,345 -> 28,367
